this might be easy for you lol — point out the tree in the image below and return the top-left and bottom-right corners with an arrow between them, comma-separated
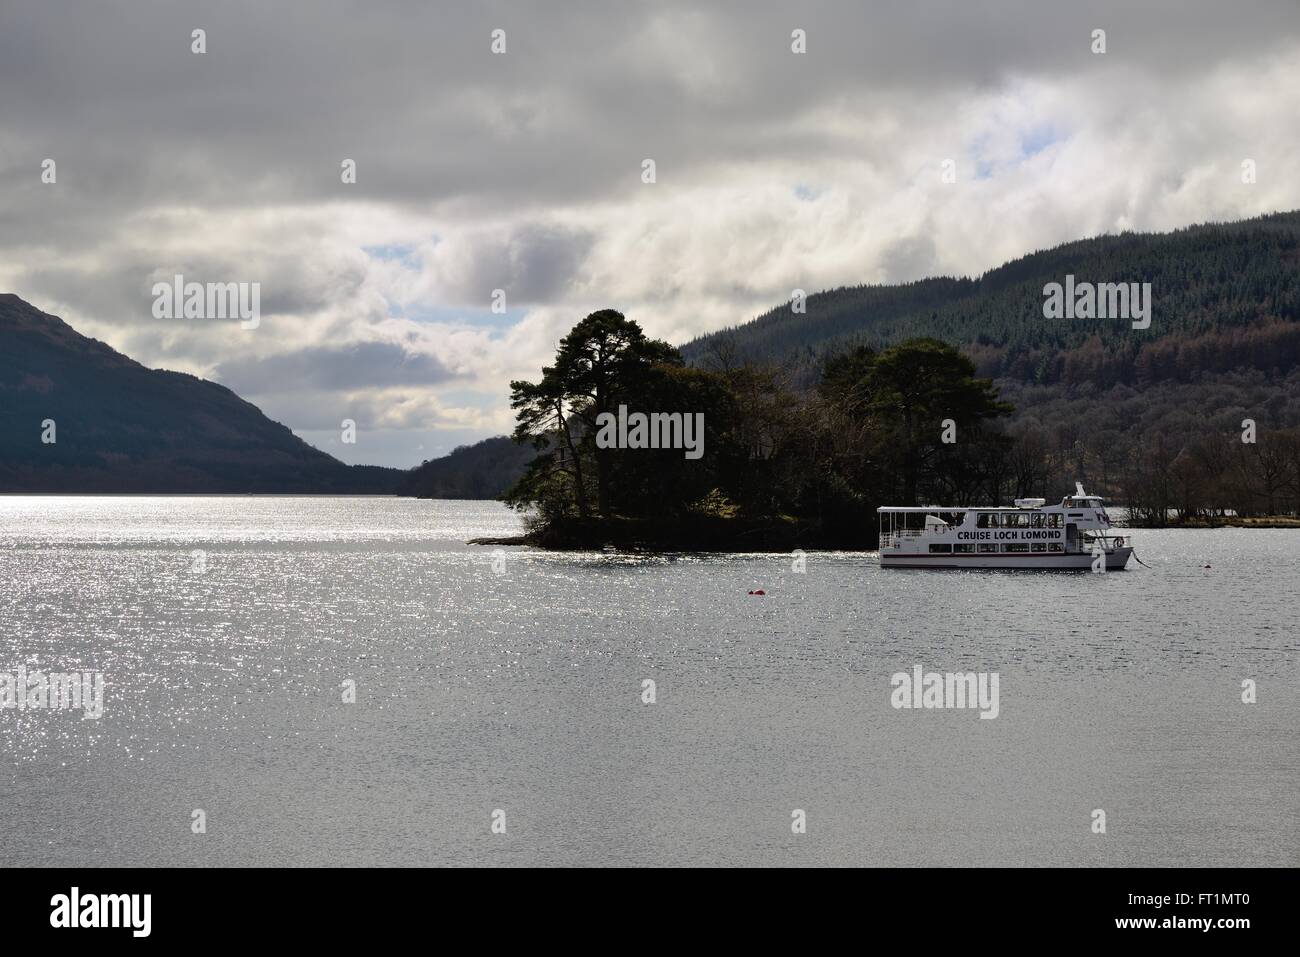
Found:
837,338 -> 1012,505
507,367 -> 589,518
506,310 -> 679,519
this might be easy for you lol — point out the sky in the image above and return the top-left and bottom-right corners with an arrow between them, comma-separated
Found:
2,0 -> 1299,467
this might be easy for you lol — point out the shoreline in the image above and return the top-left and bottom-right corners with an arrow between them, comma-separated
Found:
469,514 -> 844,551
469,514 -> 1300,550
1120,517 -> 1300,529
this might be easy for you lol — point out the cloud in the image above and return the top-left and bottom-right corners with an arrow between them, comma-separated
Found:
213,341 -> 457,395
399,223 -> 596,307
2,0 -> 1299,466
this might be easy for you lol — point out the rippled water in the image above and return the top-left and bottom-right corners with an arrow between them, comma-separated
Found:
1,496 -> 1297,867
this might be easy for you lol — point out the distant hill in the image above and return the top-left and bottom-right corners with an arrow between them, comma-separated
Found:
398,436 -> 534,499
682,210 -> 1300,392
0,294 -> 402,493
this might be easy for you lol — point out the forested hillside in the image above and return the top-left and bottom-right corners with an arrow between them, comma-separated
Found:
679,212 -> 1300,521
683,211 -> 1300,389
399,436 -> 534,499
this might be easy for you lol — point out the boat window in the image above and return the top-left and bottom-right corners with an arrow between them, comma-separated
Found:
1048,543 -> 1064,552
1031,514 -> 1044,528
1031,542 -> 1046,552
1002,543 -> 1029,553
953,544 -> 974,553
1013,513 -> 1031,527
929,544 -> 952,554
977,513 -> 997,528
977,543 -> 998,553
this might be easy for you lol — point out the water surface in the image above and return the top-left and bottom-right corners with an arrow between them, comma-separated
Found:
1,497 -> 1296,866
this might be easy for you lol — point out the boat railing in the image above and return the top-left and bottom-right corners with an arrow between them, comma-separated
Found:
1082,532 -> 1131,553
880,529 -> 928,547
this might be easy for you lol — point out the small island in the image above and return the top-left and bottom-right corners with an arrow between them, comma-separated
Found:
475,308 -> 1300,550
482,309 -> 1011,550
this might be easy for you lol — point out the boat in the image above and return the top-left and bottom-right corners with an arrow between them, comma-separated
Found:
877,483 -> 1132,570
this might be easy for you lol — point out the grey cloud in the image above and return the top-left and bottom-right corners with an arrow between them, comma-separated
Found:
499,224 -> 594,302
14,248 -> 366,330
432,222 -> 594,305
213,342 -> 457,395
3,0 -> 1297,226
880,235 -> 939,284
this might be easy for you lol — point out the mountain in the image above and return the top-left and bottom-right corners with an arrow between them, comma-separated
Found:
398,436 -> 534,499
0,294 -> 402,493
682,210 -> 1300,392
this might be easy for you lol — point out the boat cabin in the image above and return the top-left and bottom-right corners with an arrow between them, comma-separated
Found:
877,484 -> 1123,557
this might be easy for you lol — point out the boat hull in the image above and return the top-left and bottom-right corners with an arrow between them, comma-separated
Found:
880,547 -> 1132,570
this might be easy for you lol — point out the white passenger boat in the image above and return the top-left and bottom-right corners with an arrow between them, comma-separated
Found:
877,484 -> 1132,570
